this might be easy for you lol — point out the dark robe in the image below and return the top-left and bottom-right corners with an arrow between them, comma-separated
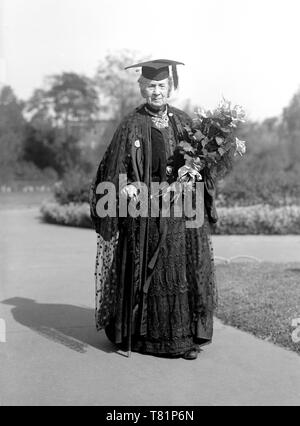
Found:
89,103 -> 218,356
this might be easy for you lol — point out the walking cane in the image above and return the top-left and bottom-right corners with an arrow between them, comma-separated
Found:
127,279 -> 133,358
127,218 -> 135,358
127,215 -> 149,357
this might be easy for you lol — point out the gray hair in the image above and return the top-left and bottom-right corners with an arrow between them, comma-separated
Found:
138,75 -> 173,98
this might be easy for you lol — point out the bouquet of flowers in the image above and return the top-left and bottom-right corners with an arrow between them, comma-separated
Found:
174,98 -> 247,184
146,98 -> 247,206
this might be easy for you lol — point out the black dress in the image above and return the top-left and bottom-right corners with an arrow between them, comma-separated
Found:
131,122 -> 195,355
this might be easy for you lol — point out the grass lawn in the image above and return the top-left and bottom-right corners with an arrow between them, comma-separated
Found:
215,262 -> 300,354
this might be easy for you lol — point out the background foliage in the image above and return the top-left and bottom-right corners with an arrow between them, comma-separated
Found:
1,50 -> 300,214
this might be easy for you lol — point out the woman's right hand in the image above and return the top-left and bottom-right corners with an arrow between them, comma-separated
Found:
120,184 -> 138,199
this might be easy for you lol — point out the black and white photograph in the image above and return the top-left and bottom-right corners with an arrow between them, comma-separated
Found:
0,0 -> 300,409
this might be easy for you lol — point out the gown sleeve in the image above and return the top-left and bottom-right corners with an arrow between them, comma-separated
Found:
89,120 -> 131,236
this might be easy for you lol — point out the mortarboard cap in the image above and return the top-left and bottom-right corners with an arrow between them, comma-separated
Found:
125,59 -> 184,89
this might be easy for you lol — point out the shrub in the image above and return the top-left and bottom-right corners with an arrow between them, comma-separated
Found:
53,169 -> 92,205
40,202 -> 92,228
0,161 -> 58,185
218,170 -> 300,207
214,204 -> 300,234
217,144 -> 300,207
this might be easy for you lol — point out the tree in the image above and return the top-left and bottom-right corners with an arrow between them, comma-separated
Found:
95,50 -> 150,120
0,86 -> 25,135
24,72 -> 100,175
25,88 -> 54,129
26,72 -> 100,135
282,89 -> 300,166
283,90 -> 300,133
0,86 -> 26,179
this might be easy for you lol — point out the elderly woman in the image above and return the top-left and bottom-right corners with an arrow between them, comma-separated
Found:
89,59 -> 217,360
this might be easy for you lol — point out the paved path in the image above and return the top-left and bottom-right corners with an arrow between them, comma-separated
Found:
0,208 -> 299,406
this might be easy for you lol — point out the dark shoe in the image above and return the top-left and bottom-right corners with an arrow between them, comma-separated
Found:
182,349 -> 198,360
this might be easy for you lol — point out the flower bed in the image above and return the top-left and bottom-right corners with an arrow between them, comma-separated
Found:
40,202 -> 300,234
215,204 -> 300,234
40,202 -> 92,228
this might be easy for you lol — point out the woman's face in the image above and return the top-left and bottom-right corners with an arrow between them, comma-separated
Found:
142,78 -> 170,109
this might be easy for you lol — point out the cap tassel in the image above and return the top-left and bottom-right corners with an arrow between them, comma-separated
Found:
172,65 -> 179,90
